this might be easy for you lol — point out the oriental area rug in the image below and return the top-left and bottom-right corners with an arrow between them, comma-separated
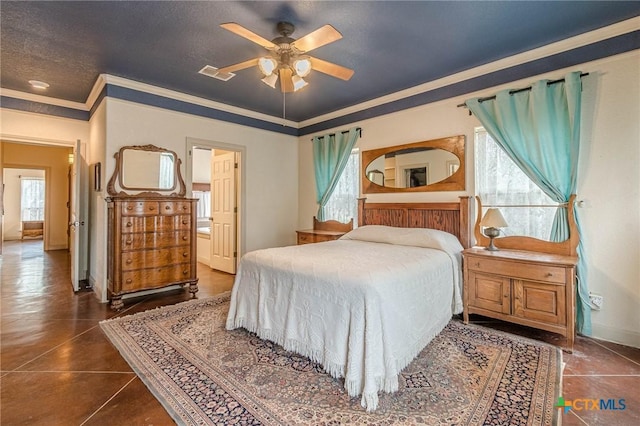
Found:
100,293 -> 561,425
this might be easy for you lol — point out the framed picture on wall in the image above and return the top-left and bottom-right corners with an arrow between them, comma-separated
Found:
94,162 -> 101,191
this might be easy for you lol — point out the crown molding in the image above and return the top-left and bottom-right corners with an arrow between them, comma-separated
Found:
94,74 -> 299,128
299,16 -> 640,128
0,88 -> 88,111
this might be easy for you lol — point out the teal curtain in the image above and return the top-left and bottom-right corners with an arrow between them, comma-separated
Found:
466,71 -> 591,335
313,128 -> 359,221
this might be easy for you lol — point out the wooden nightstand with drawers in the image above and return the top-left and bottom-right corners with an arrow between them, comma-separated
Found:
462,247 -> 578,352
296,216 -> 353,245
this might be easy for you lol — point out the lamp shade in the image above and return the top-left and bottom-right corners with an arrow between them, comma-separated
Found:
480,208 -> 508,228
261,73 -> 278,88
258,57 -> 277,76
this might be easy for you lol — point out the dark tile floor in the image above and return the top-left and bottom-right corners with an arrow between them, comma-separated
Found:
1,240 -> 638,425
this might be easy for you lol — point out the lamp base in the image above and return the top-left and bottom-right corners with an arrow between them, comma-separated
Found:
483,227 -> 501,251
485,237 -> 500,251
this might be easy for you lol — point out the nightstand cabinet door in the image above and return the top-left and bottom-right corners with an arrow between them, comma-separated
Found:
468,271 -> 511,315
513,279 -> 566,325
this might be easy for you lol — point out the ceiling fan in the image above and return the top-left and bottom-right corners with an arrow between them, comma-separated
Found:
208,21 -> 354,93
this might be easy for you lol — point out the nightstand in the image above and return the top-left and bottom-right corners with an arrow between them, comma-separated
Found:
462,247 -> 578,352
296,216 -> 353,245
296,229 -> 347,245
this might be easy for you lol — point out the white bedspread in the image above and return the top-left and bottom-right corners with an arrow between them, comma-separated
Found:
226,226 -> 463,411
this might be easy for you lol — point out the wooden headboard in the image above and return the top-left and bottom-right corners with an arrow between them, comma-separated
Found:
358,197 -> 473,248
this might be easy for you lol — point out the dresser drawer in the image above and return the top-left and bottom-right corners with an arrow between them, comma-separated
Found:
160,201 -> 192,215
121,215 -> 192,233
122,231 -> 190,250
121,200 -> 160,216
466,256 -> 565,284
120,264 -> 194,292
121,247 -> 191,271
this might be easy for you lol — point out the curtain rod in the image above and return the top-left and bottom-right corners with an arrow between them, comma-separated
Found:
311,127 -> 362,141
456,73 -> 589,108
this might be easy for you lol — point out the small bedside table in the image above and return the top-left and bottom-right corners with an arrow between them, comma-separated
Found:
296,229 -> 347,245
296,216 -> 353,245
462,247 -> 578,352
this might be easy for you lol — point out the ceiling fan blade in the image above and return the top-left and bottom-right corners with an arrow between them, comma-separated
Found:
309,57 -> 354,81
279,68 -> 294,93
220,23 -> 276,49
291,24 -> 342,53
217,58 -> 259,74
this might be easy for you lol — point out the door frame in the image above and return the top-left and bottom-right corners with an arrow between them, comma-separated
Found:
0,136 -> 87,290
186,138 -> 245,270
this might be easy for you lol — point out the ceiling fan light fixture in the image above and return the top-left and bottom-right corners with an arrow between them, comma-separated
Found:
258,57 -> 278,76
293,58 -> 311,77
261,73 -> 278,89
292,75 -> 308,91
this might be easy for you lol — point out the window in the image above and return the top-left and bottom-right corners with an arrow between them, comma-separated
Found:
323,149 -> 359,225
192,190 -> 211,227
475,128 -> 557,240
21,177 -> 45,221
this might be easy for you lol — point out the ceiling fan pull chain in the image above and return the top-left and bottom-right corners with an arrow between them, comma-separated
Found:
282,92 -> 286,126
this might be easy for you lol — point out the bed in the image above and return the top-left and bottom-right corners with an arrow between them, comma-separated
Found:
226,197 -> 473,411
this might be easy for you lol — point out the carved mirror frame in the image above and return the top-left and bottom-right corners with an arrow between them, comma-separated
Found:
106,144 -> 186,197
361,135 -> 466,194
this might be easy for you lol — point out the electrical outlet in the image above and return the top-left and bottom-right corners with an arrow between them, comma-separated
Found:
589,292 -> 603,310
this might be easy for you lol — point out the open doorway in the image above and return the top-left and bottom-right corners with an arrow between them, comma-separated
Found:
2,168 -> 46,249
188,139 -> 244,275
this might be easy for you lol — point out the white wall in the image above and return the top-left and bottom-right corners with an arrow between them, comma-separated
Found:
88,101 -> 108,298
95,98 -> 298,301
299,51 -> 640,348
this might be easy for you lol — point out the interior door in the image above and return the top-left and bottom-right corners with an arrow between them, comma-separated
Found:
209,151 -> 236,274
69,140 -> 88,291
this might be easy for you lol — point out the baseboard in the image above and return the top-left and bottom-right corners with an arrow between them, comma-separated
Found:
591,322 -> 640,349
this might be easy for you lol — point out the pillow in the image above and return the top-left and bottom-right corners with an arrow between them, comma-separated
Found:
340,225 -> 463,255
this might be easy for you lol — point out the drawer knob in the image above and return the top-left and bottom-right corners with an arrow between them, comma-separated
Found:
126,259 -> 132,264
126,206 -> 132,210
546,272 -> 553,277
149,206 -> 155,211
183,270 -> 189,275
165,205 -> 171,210
126,222 -> 132,227
474,262 -> 480,268
183,252 -> 188,257
126,279 -> 132,284
182,220 -> 188,225
125,239 -> 132,245
182,236 -> 188,241
183,206 -> 188,210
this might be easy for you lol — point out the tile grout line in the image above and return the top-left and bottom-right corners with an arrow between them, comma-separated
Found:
79,376 -> 138,426
564,374 -> 640,377
9,324 -> 101,372
591,339 -> 640,367
569,409 -> 590,425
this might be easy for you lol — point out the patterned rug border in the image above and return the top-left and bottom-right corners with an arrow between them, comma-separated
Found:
100,292 -> 563,425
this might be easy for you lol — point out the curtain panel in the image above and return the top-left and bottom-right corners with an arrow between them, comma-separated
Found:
312,128 -> 360,221
465,71 -> 591,335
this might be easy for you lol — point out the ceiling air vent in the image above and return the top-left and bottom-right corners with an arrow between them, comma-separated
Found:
198,65 -> 235,81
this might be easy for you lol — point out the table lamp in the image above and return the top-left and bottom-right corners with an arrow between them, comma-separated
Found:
480,208 -> 508,251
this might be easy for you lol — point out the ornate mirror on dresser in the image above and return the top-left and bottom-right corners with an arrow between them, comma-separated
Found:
106,144 -> 198,310
362,135 -> 465,193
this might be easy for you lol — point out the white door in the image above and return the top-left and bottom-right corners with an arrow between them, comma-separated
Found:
209,151 -> 236,274
69,140 -> 88,291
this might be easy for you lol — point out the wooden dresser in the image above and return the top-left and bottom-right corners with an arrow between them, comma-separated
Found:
463,247 -> 577,351
105,144 -> 199,310
296,216 -> 353,245
465,195 -> 581,352
107,197 -> 198,309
